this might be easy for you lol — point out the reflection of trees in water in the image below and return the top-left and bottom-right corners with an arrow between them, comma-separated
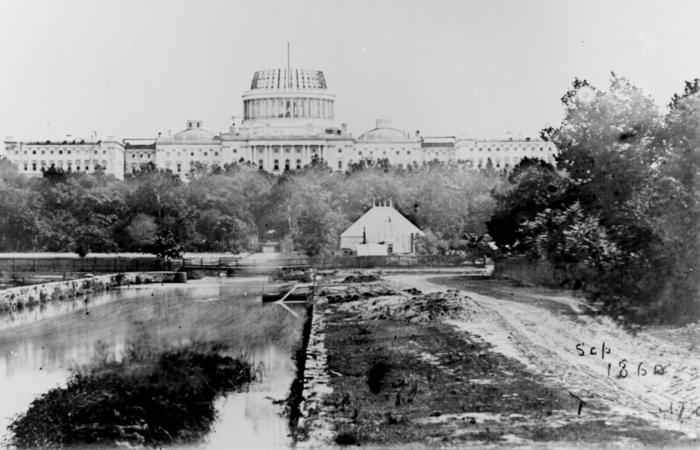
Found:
220,305 -> 305,352
0,280 -> 305,387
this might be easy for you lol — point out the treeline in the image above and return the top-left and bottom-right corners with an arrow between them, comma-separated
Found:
489,75 -> 700,324
0,159 -> 502,258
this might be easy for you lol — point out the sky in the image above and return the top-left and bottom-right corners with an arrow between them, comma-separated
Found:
1,0 -> 700,142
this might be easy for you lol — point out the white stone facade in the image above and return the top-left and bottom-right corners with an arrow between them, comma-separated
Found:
2,66 -> 557,179
2,138 -> 125,179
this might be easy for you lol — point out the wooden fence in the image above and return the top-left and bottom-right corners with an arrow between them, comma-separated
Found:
0,253 -> 484,274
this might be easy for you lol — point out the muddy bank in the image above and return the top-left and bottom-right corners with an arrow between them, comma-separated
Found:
0,272 -> 183,314
299,276 -> 691,448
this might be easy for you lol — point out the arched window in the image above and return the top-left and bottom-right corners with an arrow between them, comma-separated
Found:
284,159 -> 290,171
258,159 -> 264,170
274,159 -> 279,170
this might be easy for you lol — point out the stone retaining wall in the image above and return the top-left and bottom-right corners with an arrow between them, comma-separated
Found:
297,299 -> 335,448
0,272 -> 183,314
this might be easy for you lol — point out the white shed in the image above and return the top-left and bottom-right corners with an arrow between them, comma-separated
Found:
340,201 -> 424,255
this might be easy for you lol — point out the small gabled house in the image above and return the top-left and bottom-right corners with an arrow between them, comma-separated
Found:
340,200 -> 424,255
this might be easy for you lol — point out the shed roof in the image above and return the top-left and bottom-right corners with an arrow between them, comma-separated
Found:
341,204 -> 424,238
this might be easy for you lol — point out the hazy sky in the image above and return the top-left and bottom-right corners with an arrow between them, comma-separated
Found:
2,0 -> 699,142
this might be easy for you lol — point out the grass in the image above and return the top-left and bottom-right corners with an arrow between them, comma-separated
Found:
7,339 -> 254,448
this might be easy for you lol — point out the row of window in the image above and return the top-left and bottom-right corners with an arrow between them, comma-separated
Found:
23,161 -> 107,172
257,146 -> 319,154
20,148 -> 107,156
130,151 -> 223,159
476,146 -> 548,152
161,150 -> 224,156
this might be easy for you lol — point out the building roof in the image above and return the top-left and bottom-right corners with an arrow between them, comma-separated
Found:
124,143 -> 156,150
341,202 -> 424,238
173,120 -> 215,141
357,118 -> 415,142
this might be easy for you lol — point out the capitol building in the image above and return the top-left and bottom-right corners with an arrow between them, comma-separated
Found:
2,66 -> 557,179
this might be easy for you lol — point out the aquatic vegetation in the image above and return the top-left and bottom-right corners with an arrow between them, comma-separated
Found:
7,340 -> 253,448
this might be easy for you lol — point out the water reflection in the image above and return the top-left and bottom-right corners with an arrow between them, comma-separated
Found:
0,277 -> 304,449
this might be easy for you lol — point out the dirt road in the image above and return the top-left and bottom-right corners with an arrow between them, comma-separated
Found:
384,273 -> 700,439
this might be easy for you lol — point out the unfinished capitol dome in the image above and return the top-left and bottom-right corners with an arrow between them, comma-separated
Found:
239,68 -> 339,137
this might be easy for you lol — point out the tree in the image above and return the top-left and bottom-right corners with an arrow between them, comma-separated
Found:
294,201 -> 344,257
487,158 -> 571,249
152,233 -> 183,260
126,213 -> 158,251
549,74 -> 663,226
521,202 -> 622,270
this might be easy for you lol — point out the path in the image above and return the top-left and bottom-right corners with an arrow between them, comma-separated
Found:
385,273 -> 700,438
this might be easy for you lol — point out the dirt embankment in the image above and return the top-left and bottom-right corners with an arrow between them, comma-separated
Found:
299,273 -> 693,448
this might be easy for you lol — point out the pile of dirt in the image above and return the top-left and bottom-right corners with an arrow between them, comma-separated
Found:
359,290 -> 473,323
342,273 -> 381,283
322,286 -> 399,304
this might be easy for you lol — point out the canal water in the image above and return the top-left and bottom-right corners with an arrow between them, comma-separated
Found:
0,277 -> 305,449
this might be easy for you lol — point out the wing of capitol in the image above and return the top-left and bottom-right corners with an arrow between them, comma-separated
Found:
2,67 -> 557,180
